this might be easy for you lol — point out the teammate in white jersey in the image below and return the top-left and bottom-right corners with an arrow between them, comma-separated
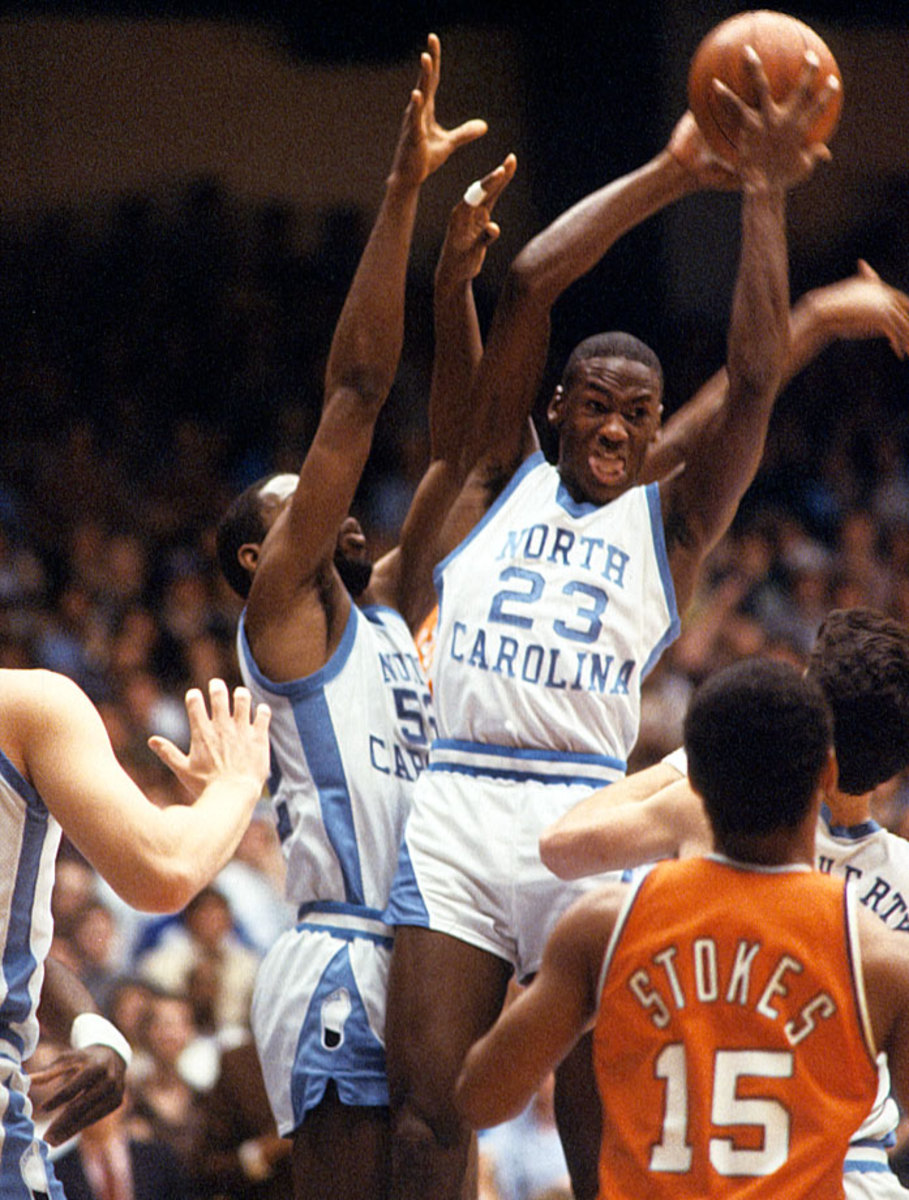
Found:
541,605 -> 909,1198
214,34 -> 513,1200
383,49 -> 842,1200
0,670 -> 269,1200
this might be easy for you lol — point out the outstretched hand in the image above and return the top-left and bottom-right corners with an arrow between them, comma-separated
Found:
436,154 -> 517,291
30,1046 -> 126,1146
148,679 -> 271,801
815,260 -> 909,358
391,33 -> 488,188
715,45 -> 839,190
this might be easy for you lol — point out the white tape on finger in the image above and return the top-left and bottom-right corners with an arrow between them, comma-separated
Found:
463,180 -> 487,207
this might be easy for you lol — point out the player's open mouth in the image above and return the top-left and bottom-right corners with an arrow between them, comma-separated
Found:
589,452 -> 625,485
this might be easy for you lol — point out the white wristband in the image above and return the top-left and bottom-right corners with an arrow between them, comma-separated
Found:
70,1013 -> 133,1068
661,746 -> 688,777
462,179 -> 487,207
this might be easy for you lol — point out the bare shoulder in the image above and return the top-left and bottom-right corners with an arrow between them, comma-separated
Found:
0,669 -> 94,775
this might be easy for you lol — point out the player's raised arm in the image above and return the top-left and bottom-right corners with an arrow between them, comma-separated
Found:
246,35 -> 486,647
645,259 -> 909,484
660,47 -> 839,612
386,155 -> 517,628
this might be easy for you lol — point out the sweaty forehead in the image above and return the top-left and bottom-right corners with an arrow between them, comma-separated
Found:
259,474 -> 299,503
572,356 -> 661,399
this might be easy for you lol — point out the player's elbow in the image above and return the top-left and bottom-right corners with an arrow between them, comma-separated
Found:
538,828 -> 581,880
454,1064 -> 524,1131
502,248 -> 556,314
108,858 -> 204,915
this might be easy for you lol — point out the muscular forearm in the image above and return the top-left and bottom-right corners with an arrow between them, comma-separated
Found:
430,276 -> 483,472
80,778 -> 263,914
39,958 -> 101,1043
726,182 -> 789,405
324,177 -> 421,404
510,149 -> 698,309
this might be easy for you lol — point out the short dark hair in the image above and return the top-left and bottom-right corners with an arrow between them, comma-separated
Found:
684,657 -> 832,845
215,475 -> 274,599
808,607 -> 909,795
561,331 -> 663,394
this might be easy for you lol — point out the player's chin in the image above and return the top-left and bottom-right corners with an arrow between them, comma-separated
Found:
584,463 -> 632,505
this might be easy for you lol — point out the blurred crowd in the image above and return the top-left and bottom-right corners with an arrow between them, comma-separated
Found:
3,176 -> 909,1199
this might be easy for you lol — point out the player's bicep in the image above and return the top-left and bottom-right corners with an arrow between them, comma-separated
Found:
24,677 -> 167,869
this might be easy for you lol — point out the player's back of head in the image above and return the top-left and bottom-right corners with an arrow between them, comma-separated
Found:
684,657 -> 833,847
808,606 -> 909,795
215,475 -> 275,600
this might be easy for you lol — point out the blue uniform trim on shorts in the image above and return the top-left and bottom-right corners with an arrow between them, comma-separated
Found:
843,1160 -> 896,1173
427,760 -> 618,787
426,738 -> 624,787
298,901 -> 386,921
290,945 -> 388,1126
383,841 -> 430,928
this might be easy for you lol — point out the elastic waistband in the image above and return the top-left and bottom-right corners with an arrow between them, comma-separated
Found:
297,901 -> 393,941
428,738 -> 625,786
843,1141 -> 894,1172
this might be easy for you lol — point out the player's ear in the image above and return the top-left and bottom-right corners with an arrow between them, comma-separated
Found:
238,543 -> 260,576
651,403 -> 664,442
547,385 -> 565,428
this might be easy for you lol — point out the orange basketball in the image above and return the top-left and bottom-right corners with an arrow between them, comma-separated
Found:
687,10 -> 843,164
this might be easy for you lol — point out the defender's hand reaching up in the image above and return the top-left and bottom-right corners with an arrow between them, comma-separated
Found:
389,33 -> 488,188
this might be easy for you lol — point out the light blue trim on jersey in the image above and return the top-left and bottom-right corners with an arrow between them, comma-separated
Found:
237,607 -> 366,906
432,450 -> 546,590
641,481 -> 680,679
820,803 -> 881,840
1,805 -> 52,1060
238,604 -> 359,699
0,750 -> 41,814
428,737 -> 625,787
294,691 -> 365,905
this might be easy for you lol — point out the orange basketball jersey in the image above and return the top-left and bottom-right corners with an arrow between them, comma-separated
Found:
594,856 -> 878,1198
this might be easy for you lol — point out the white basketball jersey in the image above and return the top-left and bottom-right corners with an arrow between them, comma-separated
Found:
0,745 -> 62,1199
238,603 -> 434,914
815,807 -> 909,1182
0,750 -> 60,1068
431,453 -> 678,770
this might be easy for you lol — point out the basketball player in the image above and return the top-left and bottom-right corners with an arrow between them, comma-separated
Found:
214,34 -> 509,1200
383,47 -> 841,1200
457,656 -> 909,1197
0,671 -> 270,1200
541,605 -> 909,1197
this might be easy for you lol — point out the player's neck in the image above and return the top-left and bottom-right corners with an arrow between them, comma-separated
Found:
716,826 -> 815,869
826,790 -> 873,829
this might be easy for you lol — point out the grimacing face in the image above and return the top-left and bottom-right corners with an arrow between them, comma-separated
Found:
548,356 -> 663,505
